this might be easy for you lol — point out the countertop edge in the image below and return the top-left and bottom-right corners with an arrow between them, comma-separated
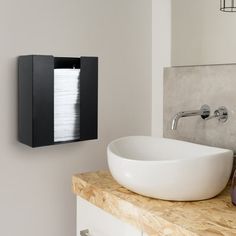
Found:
72,172 -> 198,236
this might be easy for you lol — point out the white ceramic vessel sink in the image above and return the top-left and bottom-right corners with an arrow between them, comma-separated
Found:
107,136 -> 233,201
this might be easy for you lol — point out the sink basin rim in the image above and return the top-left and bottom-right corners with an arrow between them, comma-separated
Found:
108,135 -> 233,163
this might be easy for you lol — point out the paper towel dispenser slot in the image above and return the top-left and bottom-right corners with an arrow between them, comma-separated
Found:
54,57 -> 80,69
18,55 -> 98,148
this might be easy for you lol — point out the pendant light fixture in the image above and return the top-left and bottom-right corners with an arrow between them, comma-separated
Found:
220,0 -> 236,12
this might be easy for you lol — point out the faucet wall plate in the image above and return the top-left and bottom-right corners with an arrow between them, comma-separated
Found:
200,104 -> 210,119
216,106 -> 228,123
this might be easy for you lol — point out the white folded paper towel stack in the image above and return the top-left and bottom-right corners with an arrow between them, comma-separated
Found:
54,69 -> 80,142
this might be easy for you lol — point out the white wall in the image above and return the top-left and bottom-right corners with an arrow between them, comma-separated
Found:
152,0 -> 171,136
172,0 -> 236,66
0,1 -> 152,236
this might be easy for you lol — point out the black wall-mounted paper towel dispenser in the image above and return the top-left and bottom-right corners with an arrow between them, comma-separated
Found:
18,55 -> 98,147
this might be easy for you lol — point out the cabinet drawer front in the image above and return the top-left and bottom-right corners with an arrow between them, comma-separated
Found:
77,196 -> 142,236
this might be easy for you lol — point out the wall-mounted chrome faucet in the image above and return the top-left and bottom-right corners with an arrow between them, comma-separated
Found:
171,105 -> 228,130
171,105 -> 210,130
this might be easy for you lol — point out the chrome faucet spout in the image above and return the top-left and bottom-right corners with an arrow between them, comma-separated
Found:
171,110 -> 201,130
171,105 -> 210,130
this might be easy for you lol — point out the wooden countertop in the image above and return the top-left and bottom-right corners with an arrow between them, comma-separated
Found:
72,171 -> 236,236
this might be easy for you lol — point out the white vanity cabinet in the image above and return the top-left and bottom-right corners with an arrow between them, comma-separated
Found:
77,196 -> 145,236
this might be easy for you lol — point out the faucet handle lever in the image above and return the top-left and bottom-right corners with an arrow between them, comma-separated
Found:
205,106 -> 228,122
